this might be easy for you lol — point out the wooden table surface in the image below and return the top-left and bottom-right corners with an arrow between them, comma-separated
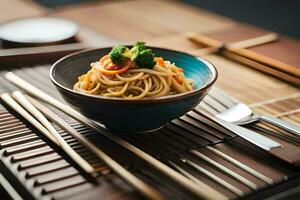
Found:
1,0 -> 299,199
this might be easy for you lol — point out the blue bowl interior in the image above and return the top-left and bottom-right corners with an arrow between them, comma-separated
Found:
52,47 -> 214,92
153,48 -> 212,88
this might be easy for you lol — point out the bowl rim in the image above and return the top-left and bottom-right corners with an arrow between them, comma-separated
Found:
50,46 -> 218,103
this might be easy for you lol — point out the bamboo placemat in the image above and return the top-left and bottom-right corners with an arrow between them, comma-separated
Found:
0,50 -> 299,200
0,65 -> 298,200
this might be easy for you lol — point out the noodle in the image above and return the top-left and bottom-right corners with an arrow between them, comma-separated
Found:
73,51 -> 194,99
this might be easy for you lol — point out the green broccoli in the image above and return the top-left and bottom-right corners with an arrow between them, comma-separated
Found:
109,45 -> 130,65
130,42 -> 155,68
130,42 -> 147,54
133,49 -> 156,68
108,42 -> 156,68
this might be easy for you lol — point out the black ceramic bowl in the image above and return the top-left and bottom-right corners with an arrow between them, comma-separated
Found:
50,47 -> 217,133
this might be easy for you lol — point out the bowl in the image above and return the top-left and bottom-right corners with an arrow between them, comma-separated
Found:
50,47 -> 217,133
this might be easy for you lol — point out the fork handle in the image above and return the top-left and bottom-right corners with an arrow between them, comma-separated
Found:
199,112 -> 281,150
257,115 -> 300,137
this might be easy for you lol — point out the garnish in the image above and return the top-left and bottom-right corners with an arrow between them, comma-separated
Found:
108,42 -> 156,69
97,61 -> 130,75
108,45 -> 130,65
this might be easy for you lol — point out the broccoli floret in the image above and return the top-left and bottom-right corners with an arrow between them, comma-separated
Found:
133,49 -> 156,69
109,42 -> 156,68
130,42 -> 147,54
109,45 -> 130,64
129,42 -> 155,68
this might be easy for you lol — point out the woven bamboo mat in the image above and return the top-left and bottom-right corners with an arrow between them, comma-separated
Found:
0,65 -> 298,200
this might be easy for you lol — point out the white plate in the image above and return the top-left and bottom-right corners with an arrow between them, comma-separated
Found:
0,17 -> 78,44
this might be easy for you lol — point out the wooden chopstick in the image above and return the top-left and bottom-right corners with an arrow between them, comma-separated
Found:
0,95 -> 165,200
5,72 -> 228,200
1,92 -> 94,175
0,173 -> 23,200
223,51 -> 300,85
187,32 -> 300,85
0,93 -> 93,173
187,32 -> 222,48
25,95 -> 165,200
11,90 -> 94,174
188,33 -> 300,77
187,32 -> 278,54
230,48 -> 300,78
0,93 -> 59,145
226,33 -> 278,49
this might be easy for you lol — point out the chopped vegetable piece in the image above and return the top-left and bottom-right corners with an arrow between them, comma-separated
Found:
155,57 -> 165,66
108,42 -> 156,69
98,62 -> 130,75
105,64 -> 122,71
173,75 -> 183,84
133,49 -> 156,68
177,68 -> 184,73
130,42 -> 147,54
109,45 -> 130,64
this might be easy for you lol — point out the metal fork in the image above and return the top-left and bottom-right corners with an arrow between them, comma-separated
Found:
215,103 -> 300,137
198,88 -> 286,149
201,88 -> 300,139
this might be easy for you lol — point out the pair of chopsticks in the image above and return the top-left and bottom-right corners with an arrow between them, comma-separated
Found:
1,91 -> 93,173
187,32 -> 300,86
5,72 -> 229,200
0,91 -> 165,200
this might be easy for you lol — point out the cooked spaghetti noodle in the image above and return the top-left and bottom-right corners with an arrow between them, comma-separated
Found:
74,43 -> 194,99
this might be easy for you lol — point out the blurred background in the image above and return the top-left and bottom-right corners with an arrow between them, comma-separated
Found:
27,0 -> 300,39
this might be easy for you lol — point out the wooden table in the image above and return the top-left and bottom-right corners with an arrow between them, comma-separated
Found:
1,0 -> 299,199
